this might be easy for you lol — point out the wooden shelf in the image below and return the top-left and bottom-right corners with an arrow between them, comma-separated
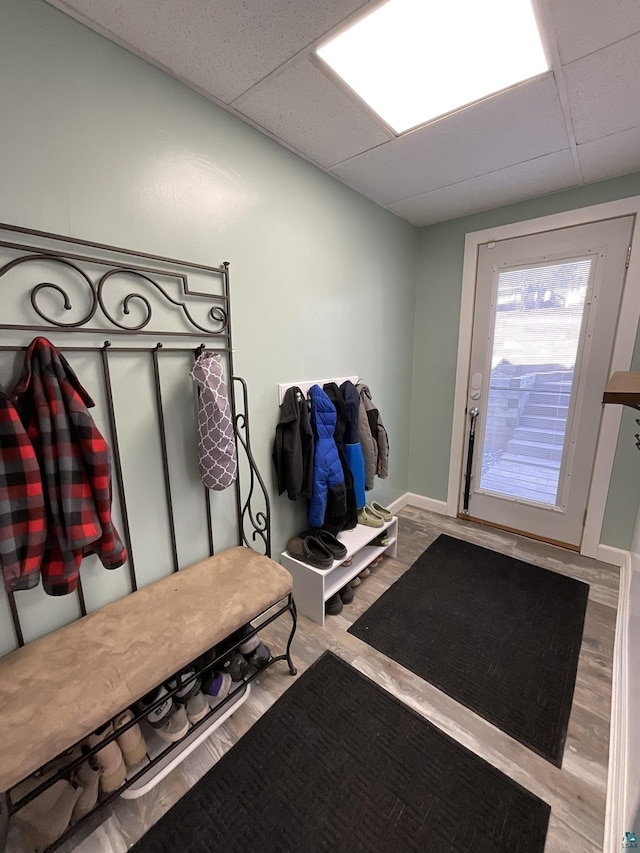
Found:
602,371 -> 640,408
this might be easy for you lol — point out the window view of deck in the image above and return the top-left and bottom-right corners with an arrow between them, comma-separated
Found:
479,259 -> 592,506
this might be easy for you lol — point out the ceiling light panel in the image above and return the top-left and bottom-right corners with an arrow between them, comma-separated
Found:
316,0 -> 549,134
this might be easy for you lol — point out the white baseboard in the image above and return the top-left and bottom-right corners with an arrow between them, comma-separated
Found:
385,494 -> 411,515
597,544 -> 630,568
394,492 -> 449,515
604,549 -> 632,853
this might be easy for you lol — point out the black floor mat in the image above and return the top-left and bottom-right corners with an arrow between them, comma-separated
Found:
132,652 -> 550,853
349,534 -> 589,765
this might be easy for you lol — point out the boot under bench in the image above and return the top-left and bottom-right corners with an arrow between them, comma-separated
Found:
0,546 -> 297,851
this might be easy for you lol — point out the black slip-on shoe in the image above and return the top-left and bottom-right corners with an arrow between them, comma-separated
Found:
339,584 -> 354,604
287,534 -> 334,569
316,530 -> 347,560
325,593 -> 343,615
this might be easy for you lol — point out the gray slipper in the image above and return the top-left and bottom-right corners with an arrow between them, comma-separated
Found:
287,535 -> 334,569
300,529 -> 347,560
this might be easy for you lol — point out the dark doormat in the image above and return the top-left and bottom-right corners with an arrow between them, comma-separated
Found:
131,652 -> 550,853
348,534 -> 589,766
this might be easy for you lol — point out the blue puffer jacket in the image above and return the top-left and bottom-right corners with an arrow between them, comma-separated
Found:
308,384 -> 346,529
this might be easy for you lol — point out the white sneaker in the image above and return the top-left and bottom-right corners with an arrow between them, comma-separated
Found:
167,670 -> 210,725
138,686 -> 189,743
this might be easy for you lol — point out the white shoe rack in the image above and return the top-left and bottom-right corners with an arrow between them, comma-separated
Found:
280,517 -> 398,625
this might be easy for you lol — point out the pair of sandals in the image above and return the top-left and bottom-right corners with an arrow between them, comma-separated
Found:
287,529 -> 347,569
358,501 -> 393,528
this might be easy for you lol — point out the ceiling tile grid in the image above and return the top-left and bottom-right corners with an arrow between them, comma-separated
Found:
562,32 -> 640,145
577,126 -> 640,184
232,56 -> 392,169
330,75 -> 571,205
389,150 -> 577,226
43,0 -> 640,226
549,0 -> 640,65
47,0 -> 373,103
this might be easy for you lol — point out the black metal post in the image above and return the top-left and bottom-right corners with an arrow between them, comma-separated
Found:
462,407 -> 479,514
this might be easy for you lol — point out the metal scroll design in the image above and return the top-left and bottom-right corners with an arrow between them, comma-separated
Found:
232,376 -> 272,557
0,251 -> 228,338
96,269 -> 227,335
2,255 -> 99,327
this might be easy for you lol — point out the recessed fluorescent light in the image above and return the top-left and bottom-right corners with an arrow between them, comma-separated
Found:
316,0 -> 549,135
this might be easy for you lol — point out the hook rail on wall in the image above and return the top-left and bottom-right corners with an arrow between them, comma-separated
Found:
278,375 -> 358,405
0,222 -> 272,649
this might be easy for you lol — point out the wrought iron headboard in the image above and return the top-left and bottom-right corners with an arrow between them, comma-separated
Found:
0,223 -> 271,649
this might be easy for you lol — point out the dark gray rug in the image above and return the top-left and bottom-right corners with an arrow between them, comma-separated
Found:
132,652 -> 550,853
348,534 -> 589,765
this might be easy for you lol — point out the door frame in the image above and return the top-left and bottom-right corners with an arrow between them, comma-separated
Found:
447,196 -> 640,559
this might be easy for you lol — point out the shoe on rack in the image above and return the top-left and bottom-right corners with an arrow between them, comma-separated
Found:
84,721 -> 126,793
287,534 -> 334,568
325,592 -> 343,615
244,640 -> 271,669
233,623 -> 260,655
368,501 -> 393,521
359,567 -> 371,578
371,532 -> 390,547
301,529 -> 347,560
217,649 -> 250,682
14,780 -> 82,852
231,623 -> 271,666
71,750 -> 100,823
339,584 -> 354,604
349,576 -> 361,588
32,747 -> 76,779
138,686 -> 189,743
202,670 -> 233,700
357,507 -> 383,528
113,709 -> 147,767
167,669 -> 210,725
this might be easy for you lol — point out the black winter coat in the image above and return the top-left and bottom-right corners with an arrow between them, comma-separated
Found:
272,386 -> 313,500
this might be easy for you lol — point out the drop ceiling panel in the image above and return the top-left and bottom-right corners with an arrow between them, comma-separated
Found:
550,0 -> 640,65
389,150 -> 577,227
577,127 -> 640,183
46,0 -> 370,104
233,57 -> 392,168
42,0 -> 640,226
331,75 -> 570,206
563,33 -> 640,144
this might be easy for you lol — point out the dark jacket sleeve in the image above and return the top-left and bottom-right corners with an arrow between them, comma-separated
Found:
272,387 -> 312,500
299,396 -> 314,499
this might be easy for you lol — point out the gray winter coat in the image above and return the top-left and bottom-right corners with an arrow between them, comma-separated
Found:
356,382 -> 389,489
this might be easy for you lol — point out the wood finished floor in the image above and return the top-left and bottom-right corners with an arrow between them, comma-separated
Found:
8,507 -> 619,852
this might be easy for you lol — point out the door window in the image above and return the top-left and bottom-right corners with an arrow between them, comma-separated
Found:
480,258 -> 592,506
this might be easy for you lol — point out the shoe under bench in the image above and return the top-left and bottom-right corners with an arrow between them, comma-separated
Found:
0,546 -> 297,851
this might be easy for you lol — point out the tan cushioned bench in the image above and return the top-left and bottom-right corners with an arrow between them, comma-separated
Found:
0,546 -> 292,792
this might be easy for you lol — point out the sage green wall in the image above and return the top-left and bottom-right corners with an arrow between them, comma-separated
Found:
410,172 -> 640,550
3,0 -> 638,653
0,0 -> 418,649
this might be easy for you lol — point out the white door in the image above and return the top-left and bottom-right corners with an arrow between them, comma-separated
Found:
460,216 -> 634,547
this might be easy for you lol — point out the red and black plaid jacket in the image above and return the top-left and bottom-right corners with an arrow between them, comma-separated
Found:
5,337 -> 127,595
0,392 -> 47,592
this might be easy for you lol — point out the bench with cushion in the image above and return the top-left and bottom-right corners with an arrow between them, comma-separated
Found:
0,546 -> 296,847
